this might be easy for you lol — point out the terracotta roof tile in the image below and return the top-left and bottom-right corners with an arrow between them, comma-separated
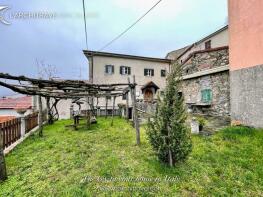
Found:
0,96 -> 32,109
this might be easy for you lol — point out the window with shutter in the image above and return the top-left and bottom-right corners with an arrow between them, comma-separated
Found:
161,69 -> 166,77
205,40 -> 211,49
105,65 -> 114,74
144,69 -> 154,76
120,66 -> 130,75
201,89 -> 212,103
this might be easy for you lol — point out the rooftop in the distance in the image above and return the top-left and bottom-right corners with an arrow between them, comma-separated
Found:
0,96 -> 32,109
83,50 -> 172,63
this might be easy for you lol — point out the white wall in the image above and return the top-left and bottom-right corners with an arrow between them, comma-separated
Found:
92,56 -> 170,107
178,28 -> 229,63
0,109 -> 33,117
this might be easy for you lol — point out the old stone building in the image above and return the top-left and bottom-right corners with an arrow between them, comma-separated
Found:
167,25 -> 230,118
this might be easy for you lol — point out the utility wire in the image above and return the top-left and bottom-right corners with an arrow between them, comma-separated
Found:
82,0 -> 88,49
98,0 -> 163,51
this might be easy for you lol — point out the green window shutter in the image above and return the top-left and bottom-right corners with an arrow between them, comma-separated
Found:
201,89 -> 212,103
144,69 -> 147,76
105,65 -> 108,73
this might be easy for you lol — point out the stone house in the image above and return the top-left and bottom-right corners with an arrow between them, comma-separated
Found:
167,25 -> 230,118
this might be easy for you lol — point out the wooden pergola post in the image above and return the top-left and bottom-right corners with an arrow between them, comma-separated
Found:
111,96 -> 116,126
0,124 -> 7,181
105,97 -> 108,119
126,92 -> 129,121
129,76 -> 140,145
38,96 -> 43,137
46,97 -> 52,124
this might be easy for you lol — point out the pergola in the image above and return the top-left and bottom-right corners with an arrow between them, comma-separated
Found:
0,73 -> 140,142
0,72 -> 142,180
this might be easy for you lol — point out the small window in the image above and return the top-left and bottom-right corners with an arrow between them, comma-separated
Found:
122,94 -> 127,100
178,92 -> 183,99
105,65 -> 114,74
161,69 -> 166,77
160,91 -> 165,97
106,96 -> 111,100
205,40 -> 211,49
144,69 -> 154,77
120,66 -> 131,75
201,89 -> 212,103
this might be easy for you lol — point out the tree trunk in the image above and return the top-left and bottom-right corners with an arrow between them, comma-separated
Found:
168,149 -> 173,167
0,125 -> 7,181
167,124 -> 173,167
38,96 -> 43,137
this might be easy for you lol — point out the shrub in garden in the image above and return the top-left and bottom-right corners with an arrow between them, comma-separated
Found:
147,63 -> 192,166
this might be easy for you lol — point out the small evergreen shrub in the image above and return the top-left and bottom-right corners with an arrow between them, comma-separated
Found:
147,63 -> 192,166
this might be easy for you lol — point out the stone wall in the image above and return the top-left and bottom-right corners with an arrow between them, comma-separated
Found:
182,71 -> 230,116
230,64 -> 263,128
181,48 -> 230,117
182,48 -> 229,75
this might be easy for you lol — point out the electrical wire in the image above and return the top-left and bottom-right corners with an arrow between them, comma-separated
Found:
98,0 -> 163,51
82,0 -> 88,49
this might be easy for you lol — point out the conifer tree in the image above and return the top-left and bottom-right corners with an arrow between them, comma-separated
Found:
147,63 -> 192,166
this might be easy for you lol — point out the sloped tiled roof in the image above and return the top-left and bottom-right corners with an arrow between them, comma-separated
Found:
0,96 -> 32,109
141,81 -> 160,91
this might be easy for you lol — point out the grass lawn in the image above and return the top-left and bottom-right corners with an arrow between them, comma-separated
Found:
1,118 -> 263,196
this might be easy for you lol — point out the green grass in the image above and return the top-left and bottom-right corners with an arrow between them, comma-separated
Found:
1,118 -> 263,196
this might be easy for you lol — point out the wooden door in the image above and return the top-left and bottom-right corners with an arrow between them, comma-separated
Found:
144,89 -> 153,102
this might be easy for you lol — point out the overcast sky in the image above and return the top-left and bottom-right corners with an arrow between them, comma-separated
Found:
0,0 -> 227,97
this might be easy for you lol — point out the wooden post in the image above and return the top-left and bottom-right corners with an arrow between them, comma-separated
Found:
105,97 -> 108,119
129,76 -> 140,145
46,97 -> 52,124
126,92 -> 129,121
38,96 -> 43,137
0,123 -> 7,181
111,96 -> 116,126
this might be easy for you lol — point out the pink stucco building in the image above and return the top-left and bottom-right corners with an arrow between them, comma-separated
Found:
228,0 -> 263,127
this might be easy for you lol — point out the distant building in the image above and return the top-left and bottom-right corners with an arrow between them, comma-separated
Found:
0,95 -> 33,117
228,0 -> 263,127
167,25 -> 230,117
84,50 -> 171,110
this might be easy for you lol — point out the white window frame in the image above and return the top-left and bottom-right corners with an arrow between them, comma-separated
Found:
145,69 -> 154,77
121,66 -> 129,75
105,65 -> 114,75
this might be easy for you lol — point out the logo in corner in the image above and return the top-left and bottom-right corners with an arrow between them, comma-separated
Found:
0,6 -> 11,25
